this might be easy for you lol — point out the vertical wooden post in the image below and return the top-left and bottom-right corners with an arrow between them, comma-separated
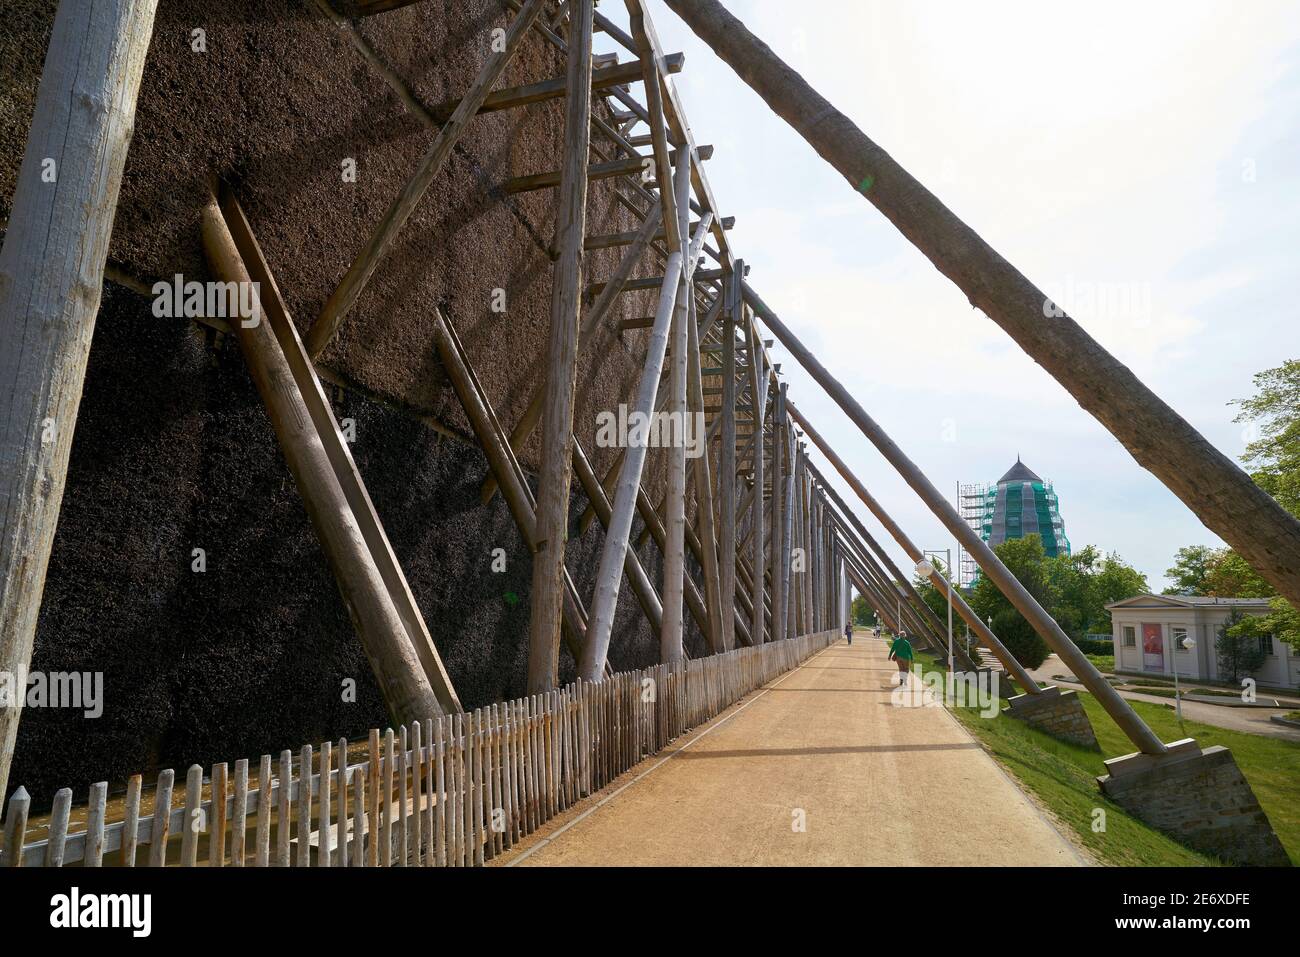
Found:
745,320 -> 766,645
661,158 -> 692,664
770,383 -> 786,642
528,0 -> 595,693
780,413 -> 796,641
687,282 -> 725,653
719,262 -> 741,650
0,0 -> 158,804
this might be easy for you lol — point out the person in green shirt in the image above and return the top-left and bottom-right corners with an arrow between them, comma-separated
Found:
888,632 -> 914,685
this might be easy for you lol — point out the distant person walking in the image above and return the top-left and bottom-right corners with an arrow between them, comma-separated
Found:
888,632 -> 914,686
844,621 -> 853,645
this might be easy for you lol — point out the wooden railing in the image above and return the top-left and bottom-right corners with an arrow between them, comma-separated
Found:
1,630 -> 836,867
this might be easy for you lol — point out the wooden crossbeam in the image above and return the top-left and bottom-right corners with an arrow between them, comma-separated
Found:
585,213 -> 732,250
306,0 -> 547,358
428,52 -> 684,121
504,156 -> 645,193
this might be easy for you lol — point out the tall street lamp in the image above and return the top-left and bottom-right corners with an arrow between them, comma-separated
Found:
1168,631 -> 1196,722
916,549 -> 954,678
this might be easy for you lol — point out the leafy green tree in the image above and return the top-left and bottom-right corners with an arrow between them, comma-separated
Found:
1164,544 -> 1217,595
1217,609 -> 1266,683
850,595 -> 876,626
1092,554 -> 1149,630
1204,549 -> 1275,599
970,535 -> 1053,669
1233,359 -> 1300,517
1231,359 -> 1300,651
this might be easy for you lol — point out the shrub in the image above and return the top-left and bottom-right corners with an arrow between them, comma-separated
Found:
991,607 -> 1051,670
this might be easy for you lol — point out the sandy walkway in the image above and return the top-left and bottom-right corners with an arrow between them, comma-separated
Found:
502,637 -> 1083,866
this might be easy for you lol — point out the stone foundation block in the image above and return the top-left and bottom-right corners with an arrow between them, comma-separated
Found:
1098,738 -> 1290,866
1005,686 -> 1099,750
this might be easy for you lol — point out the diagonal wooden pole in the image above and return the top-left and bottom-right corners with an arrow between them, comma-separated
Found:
203,197 -> 445,725
578,160 -> 702,681
663,0 -> 1300,610
431,308 -> 607,670
527,0 -> 595,693
0,0 -> 158,804
306,0 -> 547,358
482,203 -> 663,504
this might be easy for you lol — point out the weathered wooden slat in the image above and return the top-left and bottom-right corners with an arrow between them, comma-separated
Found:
180,765 -> 202,866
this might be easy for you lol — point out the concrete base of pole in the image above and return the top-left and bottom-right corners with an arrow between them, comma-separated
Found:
1004,686 -> 1099,750
1097,739 -> 1289,866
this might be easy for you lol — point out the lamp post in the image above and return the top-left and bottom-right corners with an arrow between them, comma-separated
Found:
916,549 -> 954,678
1170,632 -> 1196,722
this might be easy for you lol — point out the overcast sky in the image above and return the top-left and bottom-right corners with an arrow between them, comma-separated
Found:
616,0 -> 1300,592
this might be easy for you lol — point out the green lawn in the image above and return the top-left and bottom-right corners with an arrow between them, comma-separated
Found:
916,653 -> 1300,866
1085,653 -> 1114,673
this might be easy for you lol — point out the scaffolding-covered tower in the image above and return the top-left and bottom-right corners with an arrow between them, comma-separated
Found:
958,458 -> 1070,587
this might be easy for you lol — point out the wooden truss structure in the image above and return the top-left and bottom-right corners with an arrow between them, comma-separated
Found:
22,0 -> 1294,796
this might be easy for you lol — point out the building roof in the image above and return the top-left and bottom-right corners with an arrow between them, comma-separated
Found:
1105,593 -> 1273,611
997,455 -> 1043,485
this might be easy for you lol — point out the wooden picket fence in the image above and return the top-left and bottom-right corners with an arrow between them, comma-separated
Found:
1,630 -> 836,867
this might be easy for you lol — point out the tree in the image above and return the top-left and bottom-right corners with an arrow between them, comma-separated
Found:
970,536 -> 1053,669
1203,550 -> 1275,599
1233,359 -> 1300,517
1164,545 -> 1218,595
850,595 -> 876,626
1229,359 -> 1300,651
1217,609 -> 1266,684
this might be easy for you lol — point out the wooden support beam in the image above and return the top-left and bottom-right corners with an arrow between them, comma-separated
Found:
504,156 -> 646,193
0,0 -> 159,803
578,158 -> 693,680
687,271 -> 726,653
429,53 -> 684,121
203,195 -> 448,725
745,320 -> 766,645
528,0 -> 595,693
224,191 -> 465,711
482,203 -> 663,505
571,439 -> 664,634
306,0 -> 546,358
431,308 -> 595,667
717,262 -> 742,650
584,214 -> 732,250
660,155 -> 700,663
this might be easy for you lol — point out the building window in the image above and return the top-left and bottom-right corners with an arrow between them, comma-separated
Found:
1173,627 -> 1189,652
1260,633 -> 1275,656
1123,626 -> 1136,648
